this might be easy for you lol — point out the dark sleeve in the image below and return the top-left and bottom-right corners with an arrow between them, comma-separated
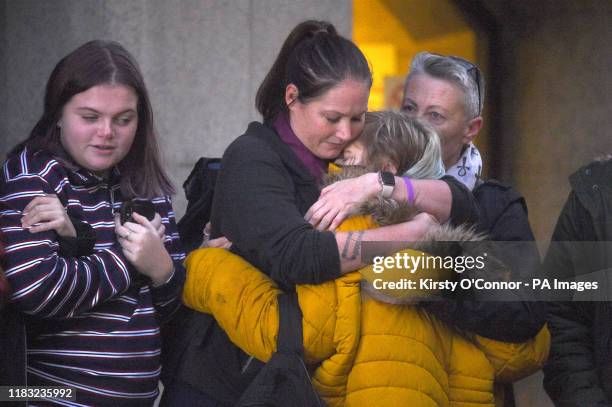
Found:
149,196 -> 186,324
543,192 -> 610,406
473,183 -> 542,281
57,217 -> 96,257
211,136 -> 340,288
423,184 -> 546,342
489,196 -> 547,337
422,295 -> 545,342
441,175 -> 480,227
0,271 -> 8,309
544,302 -> 609,406
486,196 -> 534,240
488,198 -> 541,276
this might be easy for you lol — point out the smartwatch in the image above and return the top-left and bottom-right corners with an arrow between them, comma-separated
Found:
378,171 -> 395,199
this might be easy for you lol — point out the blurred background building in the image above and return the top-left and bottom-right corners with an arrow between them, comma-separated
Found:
2,2 -> 612,402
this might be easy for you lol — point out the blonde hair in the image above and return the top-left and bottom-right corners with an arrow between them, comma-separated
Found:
359,111 -> 445,179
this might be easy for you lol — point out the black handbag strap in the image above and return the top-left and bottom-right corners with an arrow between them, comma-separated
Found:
276,292 -> 303,355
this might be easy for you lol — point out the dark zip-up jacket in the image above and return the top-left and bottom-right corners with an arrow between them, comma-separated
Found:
423,179 -> 546,344
543,159 -> 612,407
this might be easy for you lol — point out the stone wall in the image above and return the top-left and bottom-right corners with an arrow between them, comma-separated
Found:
0,0 -> 351,216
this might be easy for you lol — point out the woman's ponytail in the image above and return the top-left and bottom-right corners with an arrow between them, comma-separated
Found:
256,20 -> 370,122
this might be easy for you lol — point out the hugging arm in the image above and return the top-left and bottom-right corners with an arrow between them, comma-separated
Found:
422,185 -> 545,343
306,172 -> 478,231
0,175 -> 133,318
214,138 -> 442,282
211,136 -> 341,287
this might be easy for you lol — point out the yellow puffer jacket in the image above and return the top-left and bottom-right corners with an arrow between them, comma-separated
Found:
183,217 -> 549,406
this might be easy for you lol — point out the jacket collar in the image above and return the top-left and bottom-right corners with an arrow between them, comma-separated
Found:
570,159 -> 612,239
247,121 -> 320,185
26,147 -> 121,188
272,113 -> 327,182
63,159 -> 121,188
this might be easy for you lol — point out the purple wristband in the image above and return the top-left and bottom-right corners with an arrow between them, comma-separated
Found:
402,176 -> 415,204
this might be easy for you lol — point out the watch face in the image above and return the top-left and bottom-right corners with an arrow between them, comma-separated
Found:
380,171 -> 395,186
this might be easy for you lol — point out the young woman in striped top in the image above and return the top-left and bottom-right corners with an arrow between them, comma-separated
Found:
0,40 -> 185,406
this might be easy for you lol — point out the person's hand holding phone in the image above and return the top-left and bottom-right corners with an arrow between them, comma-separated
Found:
115,211 -> 174,287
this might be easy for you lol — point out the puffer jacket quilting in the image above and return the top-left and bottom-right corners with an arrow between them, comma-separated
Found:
183,216 -> 549,407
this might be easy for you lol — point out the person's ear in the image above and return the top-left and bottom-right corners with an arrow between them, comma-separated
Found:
285,84 -> 299,111
462,116 -> 483,144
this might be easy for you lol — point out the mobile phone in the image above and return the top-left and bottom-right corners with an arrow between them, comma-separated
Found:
120,201 -> 156,224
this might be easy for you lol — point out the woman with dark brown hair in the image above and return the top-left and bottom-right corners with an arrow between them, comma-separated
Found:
0,40 -> 185,406
163,20 -> 478,406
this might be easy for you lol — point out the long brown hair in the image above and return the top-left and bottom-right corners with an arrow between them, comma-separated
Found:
10,40 -> 173,198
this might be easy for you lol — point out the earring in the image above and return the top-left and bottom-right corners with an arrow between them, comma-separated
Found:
57,121 -> 62,128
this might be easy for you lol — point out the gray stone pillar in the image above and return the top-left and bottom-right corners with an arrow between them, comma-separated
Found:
494,2 -> 612,242
1,0 -> 351,216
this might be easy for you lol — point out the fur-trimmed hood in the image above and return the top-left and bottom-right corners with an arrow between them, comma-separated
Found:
323,167 -> 510,305
357,223 -> 501,305
324,165 -> 488,255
